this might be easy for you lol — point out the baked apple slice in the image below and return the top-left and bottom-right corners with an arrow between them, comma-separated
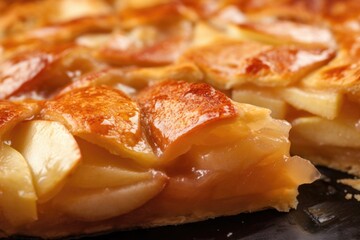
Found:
0,144 -> 37,227
55,171 -> 168,221
67,138 -> 159,189
135,81 -> 319,217
0,101 -> 39,227
53,139 -> 168,222
0,82 -> 319,238
232,88 -> 287,119
280,88 -> 343,120
10,120 -> 81,202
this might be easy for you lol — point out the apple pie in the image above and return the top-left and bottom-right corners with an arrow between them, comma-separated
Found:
0,80 -> 318,238
5,0 -> 360,238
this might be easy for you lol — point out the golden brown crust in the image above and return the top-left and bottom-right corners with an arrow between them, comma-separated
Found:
0,50 -> 58,99
42,86 -> 154,163
0,44 -> 100,100
0,100 -> 40,138
137,80 -> 237,158
181,40 -> 335,89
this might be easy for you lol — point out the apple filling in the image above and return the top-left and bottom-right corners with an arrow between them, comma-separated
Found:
148,104 -> 318,219
231,86 -> 360,174
0,119 -> 168,235
51,138 -> 168,222
0,82 -> 319,238
0,144 -> 37,228
0,105 -> 317,238
290,106 -> 360,175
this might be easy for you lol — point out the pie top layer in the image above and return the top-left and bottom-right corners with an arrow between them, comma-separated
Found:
2,0 -> 357,100
137,80 -> 237,159
0,100 -> 40,138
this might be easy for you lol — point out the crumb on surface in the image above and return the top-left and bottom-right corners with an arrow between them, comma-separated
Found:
345,193 -> 353,200
354,194 -> 360,202
338,178 -> 360,191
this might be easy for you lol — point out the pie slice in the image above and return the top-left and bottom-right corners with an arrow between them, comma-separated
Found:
0,81 -> 318,238
4,0 -> 360,238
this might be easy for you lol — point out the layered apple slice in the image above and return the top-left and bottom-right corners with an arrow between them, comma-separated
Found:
290,104 -> 360,176
0,81 -> 319,238
0,144 -> 37,227
132,81 -> 319,220
176,28 -> 360,177
51,139 -> 168,222
10,120 -> 82,202
0,87 -> 168,237
0,100 -> 40,229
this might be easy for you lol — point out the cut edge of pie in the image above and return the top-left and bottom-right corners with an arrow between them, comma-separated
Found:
0,81 -> 319,238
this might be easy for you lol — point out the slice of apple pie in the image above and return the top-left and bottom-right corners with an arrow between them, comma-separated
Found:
6,0 -> 360,238
0,81 -> 318,238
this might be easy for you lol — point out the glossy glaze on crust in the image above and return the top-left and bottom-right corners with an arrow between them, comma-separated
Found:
137,80 -> 237,159
0,100 -> 40,138
41,86 -> 155,163
0,50 -> 56,99
0,44 -> 100,100
181,40 -> 335,89
299,29 -> 360,99
60,63 -> 203,96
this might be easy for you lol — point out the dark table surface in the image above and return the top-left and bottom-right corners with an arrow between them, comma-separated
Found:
11,167 -> 360,240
